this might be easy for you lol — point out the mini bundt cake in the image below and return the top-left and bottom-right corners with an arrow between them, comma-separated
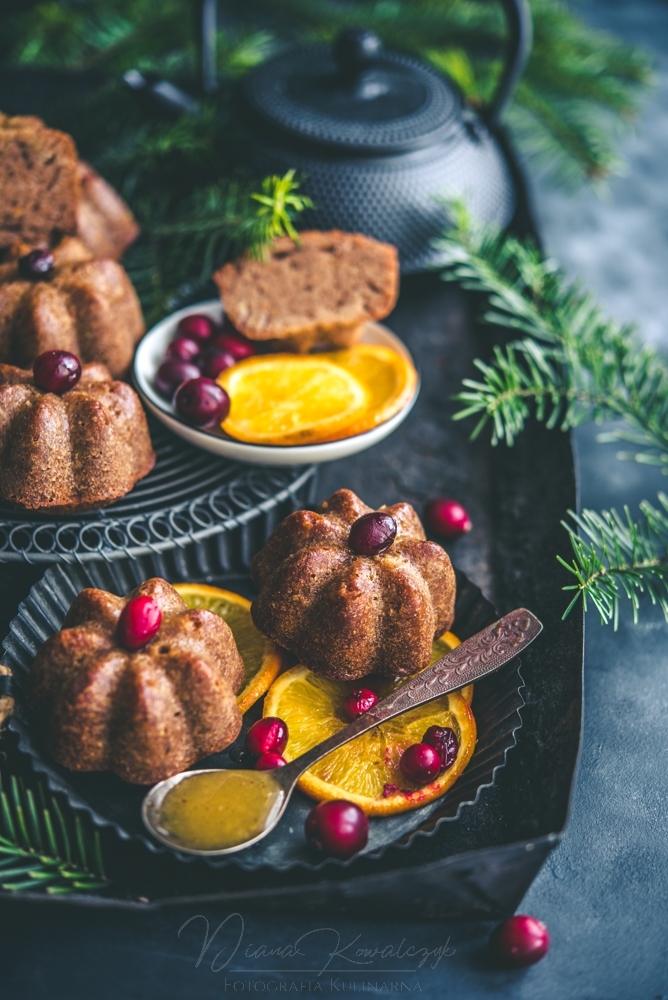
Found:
0,236 -> 144,378
251,489 -> 456,681
29,578 -> 245,785
0,358 -> 155,511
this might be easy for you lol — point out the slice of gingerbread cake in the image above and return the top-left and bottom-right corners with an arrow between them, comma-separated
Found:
213,230 -> 399,352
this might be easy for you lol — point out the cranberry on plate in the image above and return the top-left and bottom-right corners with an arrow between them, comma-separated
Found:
399,743 -> 442,785
422,725 -> 459,769
199,348 -> 236,380
33,350 -> 82,394
489,915 -> 550,968
211,331 -> 257,360
349,512 -> 397,557
424,498 -> 472,539
245,717 -> 289,756
117,596 -> 162,651
305,800 -> 369,860
166,336 -> 201,363
254,752 -> 287,770
176,314 -> 216,343
174,377 -> 230,428
343,688 -> 378,721
155,359 -> 200,398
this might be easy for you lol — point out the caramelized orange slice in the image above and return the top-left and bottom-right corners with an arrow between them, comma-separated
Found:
174,584 -> 284,713
322,344 -> 418,437
262,631 -> 476,816
218,355 -> 369,445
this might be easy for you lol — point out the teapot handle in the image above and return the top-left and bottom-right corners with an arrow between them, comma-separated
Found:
487,0 -> 533,124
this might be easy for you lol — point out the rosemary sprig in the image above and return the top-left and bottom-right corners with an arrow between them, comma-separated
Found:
0,769 -> 109,895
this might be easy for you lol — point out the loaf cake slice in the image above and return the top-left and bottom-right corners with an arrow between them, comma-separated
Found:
213,230 -> 399,352
0,113 -> 80,248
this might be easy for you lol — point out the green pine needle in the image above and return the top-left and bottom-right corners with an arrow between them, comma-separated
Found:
0,769 -> 109,895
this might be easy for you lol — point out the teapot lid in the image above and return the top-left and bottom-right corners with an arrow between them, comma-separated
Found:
244,29 -> 460,154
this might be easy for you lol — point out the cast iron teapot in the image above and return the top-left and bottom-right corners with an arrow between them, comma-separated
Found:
235,0 -> 531,272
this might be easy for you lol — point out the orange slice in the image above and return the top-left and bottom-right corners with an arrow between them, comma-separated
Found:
262,631 -> 476,816
218,355 -> 370,445
322,344 -> 418,437
174,583 -> 284,713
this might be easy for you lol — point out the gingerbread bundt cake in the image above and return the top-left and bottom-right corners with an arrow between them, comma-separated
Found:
0,358 -> 155,511
251,489 -> 456,681
0,236 -> 144,378
29,578 -> 245,785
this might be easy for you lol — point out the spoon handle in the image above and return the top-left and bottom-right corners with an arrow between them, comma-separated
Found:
279,608 -> 542,784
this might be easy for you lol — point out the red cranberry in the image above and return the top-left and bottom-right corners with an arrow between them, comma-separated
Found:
399,743 -> 441,785
245,717 -> 289,756
177,314 -> 216,343
211,331 -> 257,360
18,249 -> 54,280
166,337 -> 201,363
422,725 -> 459,770
255,752 -> 287,770
199,348 -> 236,379
489,915 -> 550,968
343,688 -> 378,721
349,512 -> 397,557
174,377 -> 230,428
305,800 -> 369,860
33,351 -> 81,394
155,359 -> 200,398
383,783 -> 398,798
117,595 -> 162,651
424,498 -> 472,539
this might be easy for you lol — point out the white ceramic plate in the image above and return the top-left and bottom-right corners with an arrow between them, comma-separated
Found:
133,300 -> 420,466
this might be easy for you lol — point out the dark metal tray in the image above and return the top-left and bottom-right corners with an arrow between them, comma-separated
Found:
0,272 -> 583,919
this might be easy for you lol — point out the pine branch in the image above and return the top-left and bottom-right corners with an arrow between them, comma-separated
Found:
0,769 -> 109,895
560,498 -> 668,628
439,214 -> 668,468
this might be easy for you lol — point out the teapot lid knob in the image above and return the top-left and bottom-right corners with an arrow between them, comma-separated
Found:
333,29 -> 382,77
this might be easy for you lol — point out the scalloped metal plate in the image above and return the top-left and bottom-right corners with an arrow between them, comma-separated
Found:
3,562 -> 524,873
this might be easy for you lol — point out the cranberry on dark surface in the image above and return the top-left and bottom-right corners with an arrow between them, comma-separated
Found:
254,752 -> 287,770
305,800 -> 369,860
349,512 -> 397,557
199,348 -> 236,380
166,337 -> 201,363
155,359 -> 200,398
399,743 -> 441,785
211,331 -> 257,360
176,314 -> 216,343
174,377 -> 230,428
117,596 -> 162,651
245,717 -> 289,756
18,249 -> 55,280
343,687 -> 378,721
424,498 -> 472,539
422,725 -> 459,769
33,350 -> 82,394
489,915 -> 550,968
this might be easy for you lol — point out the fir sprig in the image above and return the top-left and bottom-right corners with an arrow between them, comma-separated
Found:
560,499 -> 668,627
438,211 -> 668,625
0,769 -> 109,894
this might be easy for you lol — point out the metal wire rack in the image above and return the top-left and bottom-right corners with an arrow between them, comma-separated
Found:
0,419 -> 318,579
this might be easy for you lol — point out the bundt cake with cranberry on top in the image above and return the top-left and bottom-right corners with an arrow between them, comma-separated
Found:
29,578 -> 245,785
0,236 -> 144,378
251,488 -> 456,681
0,357 -> 155,511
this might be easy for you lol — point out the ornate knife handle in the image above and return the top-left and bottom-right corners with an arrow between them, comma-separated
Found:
281,608 -> 543,783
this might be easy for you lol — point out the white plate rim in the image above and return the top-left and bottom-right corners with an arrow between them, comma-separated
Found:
133,300 -> 420,466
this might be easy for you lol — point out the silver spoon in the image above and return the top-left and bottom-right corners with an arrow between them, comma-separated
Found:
142,608 -> 542,855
